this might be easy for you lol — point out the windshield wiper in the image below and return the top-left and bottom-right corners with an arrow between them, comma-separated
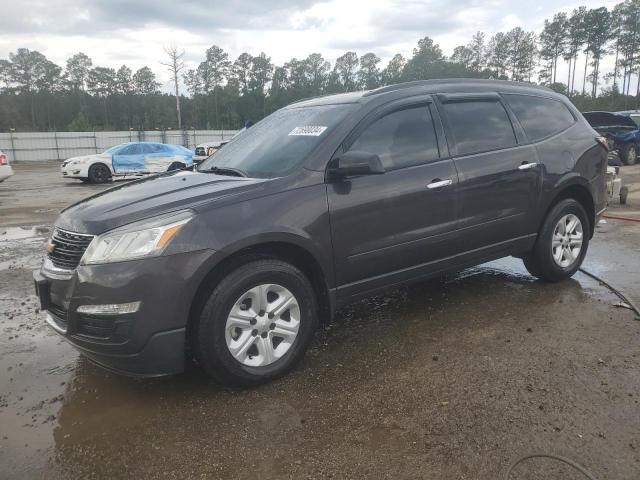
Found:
200,166 -> 247,177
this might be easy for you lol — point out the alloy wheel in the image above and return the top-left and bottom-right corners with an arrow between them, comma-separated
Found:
225,284 -> 300,367
551,213 -> 583,268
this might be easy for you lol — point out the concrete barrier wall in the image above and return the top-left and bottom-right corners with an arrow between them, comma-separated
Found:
0,130 -> 239,162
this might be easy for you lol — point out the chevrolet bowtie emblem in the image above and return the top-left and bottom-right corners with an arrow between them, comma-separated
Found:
45,239 -> 55,253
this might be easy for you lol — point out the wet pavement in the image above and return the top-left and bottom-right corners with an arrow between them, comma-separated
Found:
1,163 -> 640,479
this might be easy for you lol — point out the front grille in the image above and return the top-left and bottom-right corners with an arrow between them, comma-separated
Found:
195,147 -> 206,156
48,228 -> 94,270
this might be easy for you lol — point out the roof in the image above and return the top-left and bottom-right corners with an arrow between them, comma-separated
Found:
287,79 -> 558,108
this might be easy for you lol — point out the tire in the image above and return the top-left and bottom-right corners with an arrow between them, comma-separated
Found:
167,161 -> 184,171
621,144 -> 637,165
620,186 -> 629,205
87,163 -> 111,183
522,198 -> 590,282
195,259 -> 318,386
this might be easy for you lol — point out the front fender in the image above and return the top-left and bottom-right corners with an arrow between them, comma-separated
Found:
218,229 -> 334,286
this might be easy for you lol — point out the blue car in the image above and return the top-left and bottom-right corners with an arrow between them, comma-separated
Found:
61,142 -> 194,183
583,111 -> 639,165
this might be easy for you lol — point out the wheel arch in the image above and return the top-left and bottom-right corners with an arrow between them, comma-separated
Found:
540,179 -> 595,238
87,161 -> 113,181
186,239 -> 334,357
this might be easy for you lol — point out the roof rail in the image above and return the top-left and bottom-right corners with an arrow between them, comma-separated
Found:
363,78 -> 552,97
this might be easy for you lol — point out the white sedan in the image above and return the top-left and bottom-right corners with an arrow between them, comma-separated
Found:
0,150 -> 14,182
62,142 -> 194,183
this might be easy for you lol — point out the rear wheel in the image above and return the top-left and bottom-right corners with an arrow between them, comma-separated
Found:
87,163 -> 111,183
621,144 -> 637,165
195,259 -> 318,386
523,199 -> 589,282
167,161 -> 184,171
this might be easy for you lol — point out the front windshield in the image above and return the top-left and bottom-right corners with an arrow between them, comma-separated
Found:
104,145 -> 120,154
198,104 -> 353,178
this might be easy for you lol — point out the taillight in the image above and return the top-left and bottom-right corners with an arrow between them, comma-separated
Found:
595,136 -> 609,151
0,154 -> 7,166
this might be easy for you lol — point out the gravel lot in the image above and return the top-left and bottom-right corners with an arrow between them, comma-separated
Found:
1,163 -> 639,479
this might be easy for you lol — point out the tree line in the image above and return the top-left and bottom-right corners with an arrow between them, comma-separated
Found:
2,1 -> 640,132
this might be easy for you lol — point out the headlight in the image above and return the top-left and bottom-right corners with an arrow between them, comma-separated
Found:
81,210 -> 194,265
72,158 -> 89,165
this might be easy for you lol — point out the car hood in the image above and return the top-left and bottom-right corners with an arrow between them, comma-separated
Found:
55,170 -> 268,234
64,154 -> 111,164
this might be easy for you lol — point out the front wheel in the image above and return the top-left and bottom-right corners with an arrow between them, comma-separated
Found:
87,163 -> 111,183
523,199 -> 589,282
195,259 -> 318,386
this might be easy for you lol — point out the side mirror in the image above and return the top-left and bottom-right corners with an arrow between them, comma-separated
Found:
328,151 -> 385,180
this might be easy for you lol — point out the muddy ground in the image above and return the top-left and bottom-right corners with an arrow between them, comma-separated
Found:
1,163 -> 639,479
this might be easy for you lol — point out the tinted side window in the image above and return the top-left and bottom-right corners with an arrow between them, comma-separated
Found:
119,144 -> 142,155
504,94 -> 575,141
140,144 -> 156,154
442,100 -> 516,155
348,104 -> 439,170
145,143 -> 164,153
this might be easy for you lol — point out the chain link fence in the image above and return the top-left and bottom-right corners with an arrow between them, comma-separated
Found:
0,130 -> 239,162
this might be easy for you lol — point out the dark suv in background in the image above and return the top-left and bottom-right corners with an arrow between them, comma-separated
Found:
34,79 -> 607,386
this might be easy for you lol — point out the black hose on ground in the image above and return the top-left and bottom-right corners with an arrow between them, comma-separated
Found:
504,453 -> 598,480
579,267 -> 640,317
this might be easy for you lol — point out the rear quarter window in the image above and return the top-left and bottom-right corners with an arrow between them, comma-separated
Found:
503,94 -> 576,142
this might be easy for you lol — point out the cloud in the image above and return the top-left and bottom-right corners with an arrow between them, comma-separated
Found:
0,0 -> 624,92
0,0 -> 320,35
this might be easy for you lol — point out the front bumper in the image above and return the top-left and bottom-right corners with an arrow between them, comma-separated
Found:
61,163 -> 88,178
34,249 -> 216,376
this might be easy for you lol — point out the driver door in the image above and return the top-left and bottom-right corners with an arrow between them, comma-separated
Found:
112,144 -> 144,173
327,98 -> 460,298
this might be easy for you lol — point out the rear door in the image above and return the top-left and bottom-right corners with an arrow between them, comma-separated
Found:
327,97 -> 460,297
142,143 -> 174,172
112,143 -> 145,172
436,93 -> 541,251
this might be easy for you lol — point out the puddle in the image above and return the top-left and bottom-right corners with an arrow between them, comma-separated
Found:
0,221 -> 638,479
0,226 -> 50,242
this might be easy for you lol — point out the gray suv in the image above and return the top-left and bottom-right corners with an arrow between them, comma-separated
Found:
34,79 -> 607,386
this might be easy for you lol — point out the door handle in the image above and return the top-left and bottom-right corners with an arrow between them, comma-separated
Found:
518,162 -> 538,170
427,179 -> 453,189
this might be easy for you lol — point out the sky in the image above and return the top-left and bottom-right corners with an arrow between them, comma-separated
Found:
0,0 -> 622,92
